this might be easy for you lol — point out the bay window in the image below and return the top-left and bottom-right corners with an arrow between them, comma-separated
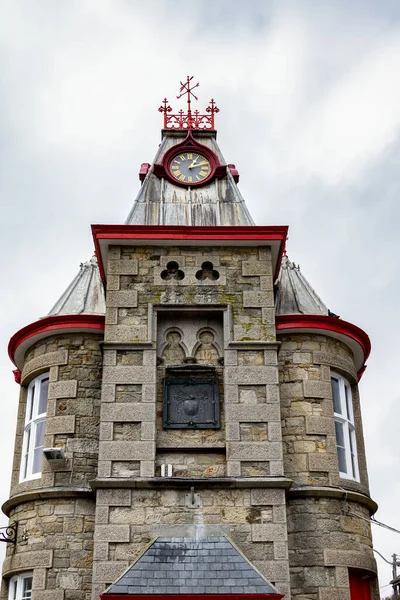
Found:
331,373 -> 359,481
20,373 -> 49,482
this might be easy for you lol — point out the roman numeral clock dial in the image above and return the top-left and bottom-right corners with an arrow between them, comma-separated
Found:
170,152 -> 211,184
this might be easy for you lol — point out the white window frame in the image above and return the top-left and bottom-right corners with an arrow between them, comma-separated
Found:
8,572 -> 33,600
20,373 -> 49,482
331,373 -> 359,481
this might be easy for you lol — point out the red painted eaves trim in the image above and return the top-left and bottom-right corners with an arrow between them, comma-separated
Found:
92,224 -> 289,282
275,314 -> 371,380
8,314 -> 105,366
101,595 -> 284,600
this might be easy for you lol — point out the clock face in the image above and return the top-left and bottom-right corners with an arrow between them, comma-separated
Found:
170,152 -> 211,184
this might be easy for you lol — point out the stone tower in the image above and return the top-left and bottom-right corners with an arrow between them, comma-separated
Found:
2,79 -> 378,600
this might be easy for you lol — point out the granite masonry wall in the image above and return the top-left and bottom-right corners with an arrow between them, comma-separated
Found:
278,333 -> 377,600
1,333 -> 103,600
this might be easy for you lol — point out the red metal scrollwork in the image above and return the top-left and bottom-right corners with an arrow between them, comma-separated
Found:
158,76 -> 219,130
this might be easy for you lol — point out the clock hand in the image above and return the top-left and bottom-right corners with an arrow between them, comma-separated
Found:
188,155 -> 200,169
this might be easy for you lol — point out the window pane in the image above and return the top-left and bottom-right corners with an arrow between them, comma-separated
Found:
331,378 -> 342,414
12,580 -> 17,600
22,576 -> 32,599
32,421 -> 45,474
28,385 -> 35,421
38,378 -> 49,415
23,427 -> 31,479
349,429 -> 357,478
345,385 -> 353,422
335,421 -> 347,473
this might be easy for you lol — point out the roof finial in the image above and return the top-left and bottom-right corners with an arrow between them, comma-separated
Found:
283,236 -> 289,257
159,77 -> 219,130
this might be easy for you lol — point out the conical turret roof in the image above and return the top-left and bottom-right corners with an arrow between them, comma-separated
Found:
125,132 -> 255,227
47,256 -> 105,317
275,255 -> 329,316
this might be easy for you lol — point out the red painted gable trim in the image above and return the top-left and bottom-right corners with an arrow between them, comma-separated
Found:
8,314 -> 105,366
91,225 -> 288,283
101,595 -> 284,600
275,314 -> 371,379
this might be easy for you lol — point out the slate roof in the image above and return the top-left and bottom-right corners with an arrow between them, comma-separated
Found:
125,133 -> 255,227
275,256 -> 329,316
103,536 -> 279,595
47,256 -> 105,317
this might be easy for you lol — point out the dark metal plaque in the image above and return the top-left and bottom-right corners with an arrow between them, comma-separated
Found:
163,377 -> 220,429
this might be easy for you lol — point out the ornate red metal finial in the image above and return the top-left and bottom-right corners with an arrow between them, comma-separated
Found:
159,77 -> 219,130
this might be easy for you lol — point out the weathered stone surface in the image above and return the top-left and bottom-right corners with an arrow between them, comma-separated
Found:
252,523 -> 287,541
225,367 -> 278,384
2,550 -> 53,575
107,290 -> 138,308
97,489 -> 131,506
48,380 -> 78,399
324,549 -> 377,572
93,561 -> 129,582
46,415 -> 76,435
242,261 -> 272,276
226,404 -> 280,422
22,349 -> 68,381
99,441 -> 155,461
243,290 -> 274,308
108,259 -> 138,275
305,416 -> 335,435
33,591 -> 64,600
303,381 -> 332,399
94,525 -> 130,542
101,403 -> 155,422
227,441 -> 282,461
103,366 -> 156,384
251,489 -> 286,506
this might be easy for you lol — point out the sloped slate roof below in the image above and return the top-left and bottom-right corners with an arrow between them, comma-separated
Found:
47,256 -> 105,317
275,256 -> 329,316
103,536 -> 279,595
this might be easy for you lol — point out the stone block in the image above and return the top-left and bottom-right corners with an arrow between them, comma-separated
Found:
103,366 -> 156,384
93,561 -> 129,583
102,384 -> 116,403
97,488 -> 131,507
226,404 -> 280,423
49,366 -> 59,382
293,352 -> 312,364
305,416 -> 335,435
308,453 -> 338,472
227,441 -> 282,461
256,560 -> 290,581
98,461 -> 112,477
226,461 -> 241,476
324,549 -> 377,572
33,592 -> 64,600
269,460 -> 284,476
225,367 -> 278,385
32,568 -> 47,590
105,325 -> 148,343
303,381 -> 332,399
242,261 -> 272,276
108,259 -> 138,275
99,441 -> 155,461
224,385 -> 239,403
66,438 -> 99,454
140,460 -> 155,477
268,422 -> 282,442
141,422 -> 156,441
2,550 -> 53,576
107,274 -> 120,291
105,307 -> 118,325
94,542 -> 109,560
252,523 -> 287,542
251,489 -> 285,506
48,380 -> 77,399
313,351 -> 356,378
243,291 -> 274,308
319,588 -> 350,600
142,384 -> 156,403
107,290 -> 138,308
22,349 -> 68,381
274,542 -> 289,560
103,351 -> 117,366
226,423 -> 240,441
94,524 -> 130,542
143,350 -> 157,366
224,350 -> 237,366
100,423 -> 113,441
46,415 -> 76,435
56,572 -> 81,590
101,403 -> 155,422
260,277 -> 273,291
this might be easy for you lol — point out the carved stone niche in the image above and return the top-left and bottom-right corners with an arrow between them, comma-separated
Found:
162,365 -> 220,430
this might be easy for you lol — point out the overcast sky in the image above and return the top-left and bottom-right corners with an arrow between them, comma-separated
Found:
1,0 -> 400,594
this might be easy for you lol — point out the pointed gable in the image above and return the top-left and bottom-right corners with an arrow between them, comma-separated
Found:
101,537 -> 283,597
275,256 -> 329,316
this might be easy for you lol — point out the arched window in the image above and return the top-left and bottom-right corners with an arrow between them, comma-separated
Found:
8,572 -> 33,600
20,373 -> 49,482
331,373 -> 359,481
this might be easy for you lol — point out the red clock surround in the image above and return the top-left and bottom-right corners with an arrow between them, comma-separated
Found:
153,131 -> 226,188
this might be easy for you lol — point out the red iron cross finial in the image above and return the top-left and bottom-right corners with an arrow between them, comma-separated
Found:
159,76 -> 219,130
